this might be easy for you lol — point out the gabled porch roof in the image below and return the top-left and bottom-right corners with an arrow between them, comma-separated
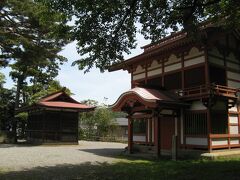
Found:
112,87 -> 189,112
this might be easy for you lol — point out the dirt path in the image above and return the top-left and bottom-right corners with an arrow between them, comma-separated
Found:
0,141 -> 126,171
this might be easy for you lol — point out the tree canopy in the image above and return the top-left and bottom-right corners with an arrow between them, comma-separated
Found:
0,0 -> 71,110
26,80 -> 72,105
0,0 -> 71,141
0,0 -> 70,67
41,0 -> 240,72
79,100 -> 117,140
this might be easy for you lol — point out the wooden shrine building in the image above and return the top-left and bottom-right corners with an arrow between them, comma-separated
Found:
110,24 -> 240,156
17,90 -> 94,144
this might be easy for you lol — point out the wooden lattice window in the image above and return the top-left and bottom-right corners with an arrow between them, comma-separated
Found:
133,119 -> 146,134
184,111 -> 207,135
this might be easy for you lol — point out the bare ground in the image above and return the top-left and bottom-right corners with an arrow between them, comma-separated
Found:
0,141 -> 126,172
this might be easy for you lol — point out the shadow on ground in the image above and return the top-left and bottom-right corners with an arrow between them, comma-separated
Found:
1,157 -> 240,180
79,148 -> 126,158
0,143 -> 39,148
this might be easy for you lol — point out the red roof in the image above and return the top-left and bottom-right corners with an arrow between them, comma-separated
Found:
108,22 -> 217,72
38,101 -> 93,109
111,87 -> 188,111
39,92 -> 63,102
17,90 -> 95,112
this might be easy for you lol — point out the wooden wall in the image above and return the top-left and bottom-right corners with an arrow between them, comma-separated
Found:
27,110 -> 78,143
132,46 -> 206,89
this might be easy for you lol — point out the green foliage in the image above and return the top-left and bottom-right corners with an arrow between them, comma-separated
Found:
0,0 -> 71,141
0,0 -> 71,67
15,112 -> 28,139
1,0 -> 71,108
15,112 -> 28,122
1,156 -> 240,179
0,85 -> 15,131
79,101 -> 117,140
95,107 -> 116,137
26,80 -> 72,104
41,0 -> 240,72
80,99 -> 99,107
80,111 -> 98,139
0,73 -> 5,87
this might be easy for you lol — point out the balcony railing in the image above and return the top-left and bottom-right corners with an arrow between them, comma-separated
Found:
209,134 -> 240,150
176,84 -> 239,100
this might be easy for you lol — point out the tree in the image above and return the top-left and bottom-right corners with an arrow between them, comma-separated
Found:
0,0 -> 70,106
95,107 -> 116,138
79,101 -> 117,140
0,73 -> 15,133
0,0 -> 70,67
23,80 -> 72,105
0,72 -> 5,87
0,0 -> 71,142
41,0 -> 240,72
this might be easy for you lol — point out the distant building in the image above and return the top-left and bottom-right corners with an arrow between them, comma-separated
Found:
114,118 -> 128,141
17,90 -> 94,144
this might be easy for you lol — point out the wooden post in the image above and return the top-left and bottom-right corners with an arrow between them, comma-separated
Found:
128,117 -> 133,154
149,118 -> 152,144
154,116 -> 160,157
204,46 -> 210,85
207,108 -> 212,152
172,135 -> 177,161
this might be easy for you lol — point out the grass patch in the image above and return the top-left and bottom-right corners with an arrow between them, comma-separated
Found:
1,157 -> 240,179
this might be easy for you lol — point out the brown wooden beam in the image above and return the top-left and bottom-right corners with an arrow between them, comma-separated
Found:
207,108 -> 212,152
146,119 -> 148,144
154,116 -> 160,157
149,118 -> 152,143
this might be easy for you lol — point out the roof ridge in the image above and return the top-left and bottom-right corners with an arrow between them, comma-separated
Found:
39,89 -> 64,101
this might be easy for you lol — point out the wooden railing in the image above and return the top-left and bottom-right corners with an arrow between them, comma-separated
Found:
209,134 -> 240,150
176,84 -> 239,99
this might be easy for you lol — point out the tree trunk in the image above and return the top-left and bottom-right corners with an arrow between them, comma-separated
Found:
13,76 -> 23,143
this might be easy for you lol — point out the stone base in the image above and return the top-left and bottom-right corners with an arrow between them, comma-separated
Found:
201,149 -> 240,160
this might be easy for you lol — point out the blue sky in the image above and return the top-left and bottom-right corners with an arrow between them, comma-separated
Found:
1,34 -> 150,105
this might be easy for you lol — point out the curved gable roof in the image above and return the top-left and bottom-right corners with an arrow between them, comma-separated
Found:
111,87 -> 188,112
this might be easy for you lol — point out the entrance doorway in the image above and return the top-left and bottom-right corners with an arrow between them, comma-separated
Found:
160,117 -> 175,150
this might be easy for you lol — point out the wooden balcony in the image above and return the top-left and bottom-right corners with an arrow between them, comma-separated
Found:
176,84 -> 239,101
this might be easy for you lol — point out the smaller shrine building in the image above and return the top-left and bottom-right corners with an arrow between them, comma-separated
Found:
17,90 -> 94,144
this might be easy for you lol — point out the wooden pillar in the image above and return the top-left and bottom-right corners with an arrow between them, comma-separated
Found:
146,119 -> 148,144
204,46 -> 210,85
154,116 -> 160,157
161,60 -> 165,87
128,117 -> 133,154
207,108 -> 212,152
181,52 -> 185,89
149,119 -> 152,144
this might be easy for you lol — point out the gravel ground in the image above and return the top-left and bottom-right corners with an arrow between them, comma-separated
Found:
0,141 -> 126,171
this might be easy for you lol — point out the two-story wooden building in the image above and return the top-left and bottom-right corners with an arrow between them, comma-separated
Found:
110,25 -> 240,156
